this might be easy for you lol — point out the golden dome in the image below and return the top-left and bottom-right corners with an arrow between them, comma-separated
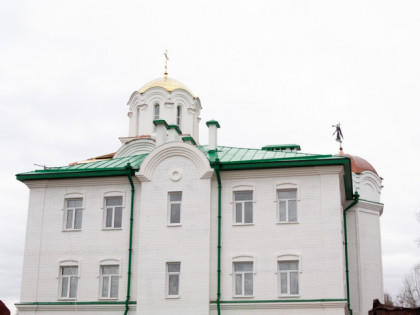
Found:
138,77 -> 195,97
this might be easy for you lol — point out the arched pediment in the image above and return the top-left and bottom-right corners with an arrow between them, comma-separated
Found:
136,142 -> 213,181
114,139 -> 156,158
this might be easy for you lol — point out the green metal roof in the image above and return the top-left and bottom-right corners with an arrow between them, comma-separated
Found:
16,145 -> 352,199
198,145 -> 328,162
16,154 -> 148,181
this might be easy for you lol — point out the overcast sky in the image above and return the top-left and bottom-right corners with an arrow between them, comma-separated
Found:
1,0 -> 420,313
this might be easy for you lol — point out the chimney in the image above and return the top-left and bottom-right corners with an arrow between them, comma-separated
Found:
167,125 -> 182,142
206,120 -> 220,151
153,119 -> 169,146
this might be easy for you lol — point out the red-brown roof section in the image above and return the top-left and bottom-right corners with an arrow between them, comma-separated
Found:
338,150 -> 378,175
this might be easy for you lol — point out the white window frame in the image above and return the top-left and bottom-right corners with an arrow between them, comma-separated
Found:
276,186 -> 298,223
58,261 -> 79,300
166,262 -> 181,298
277,254 -> 301,297
168,192 -> 182,226
103,196 -> 124,229
99,264 -> 120,299
233,191 -> 254,225
63,198 -> 83,231
232,260 -> 254,297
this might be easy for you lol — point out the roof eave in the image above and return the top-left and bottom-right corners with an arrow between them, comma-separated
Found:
16,168 -> 138,182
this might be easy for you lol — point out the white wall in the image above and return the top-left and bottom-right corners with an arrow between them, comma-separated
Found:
19,177 -> 139,309
137,154 -> 212,315
209,166 -> 347,311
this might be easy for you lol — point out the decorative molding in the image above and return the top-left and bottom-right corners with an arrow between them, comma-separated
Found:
169,168 -> 183,182
24,176 -> 133,189
16,303 -> 137,312
136,142 -> 213,181
114,138 -> 156,158
209,300 -> 347,310
220,166 -> 343,180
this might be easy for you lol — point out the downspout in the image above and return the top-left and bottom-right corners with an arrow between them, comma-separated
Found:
343,191 -> 359,315
211,157 -> 222,315
124,163 -> 135,315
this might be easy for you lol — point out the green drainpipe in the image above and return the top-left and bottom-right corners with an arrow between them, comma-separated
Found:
211,157 -> 222,315
124,163 -> 135,315
343,191 -> 359,315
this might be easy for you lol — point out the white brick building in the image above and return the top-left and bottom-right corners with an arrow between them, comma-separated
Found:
16,75 -> 384,315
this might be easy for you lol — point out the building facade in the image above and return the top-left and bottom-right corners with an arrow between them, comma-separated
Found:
16,75 -> 384,315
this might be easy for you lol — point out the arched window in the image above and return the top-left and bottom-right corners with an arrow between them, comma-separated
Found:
154,104 -> 160,131
176,105 -> 181,127
154,104 -> 160,120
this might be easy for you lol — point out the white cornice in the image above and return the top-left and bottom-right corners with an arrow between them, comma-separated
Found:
23,176 -> 136,189
220,166 -> 343,180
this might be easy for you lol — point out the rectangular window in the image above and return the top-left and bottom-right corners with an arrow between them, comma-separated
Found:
167,262 -> 180,297
100,265 -> 119,298
105,197 -> 123,229
233,262 -> 253,296
234,192 -> 253,224
277,190 -> 297,222
64,199 -> 83,230
168,192 -> 182,225
279,261 -> 299,295
59,266 -> 78,299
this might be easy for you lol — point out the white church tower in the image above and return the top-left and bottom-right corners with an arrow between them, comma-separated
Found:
115,73 -> 201,158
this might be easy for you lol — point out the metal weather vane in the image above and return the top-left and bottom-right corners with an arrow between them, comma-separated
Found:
332,123 -> 344,151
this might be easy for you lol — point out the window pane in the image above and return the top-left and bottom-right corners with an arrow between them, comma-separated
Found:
235,192 -> 253,201
170,193 -> 182,202
290,272 -> 299,294
106,197 -> 122,206
234,262 -> 253,272
288,200 -> 297,222
279,261 -> 298,271
279,201 -> 286,221
170,204 -> 181,224
235,274 -> 242,295
235,203 -> 242,223
61,277 -> 68,297
102,265 -> 119,275
74,209 -> 82,229
62,266 -> 77,275
66,210 -> 73,229
114,207 -> 122,228
106,208 -> 113,227
69,276 -> 78,298
244,273 -> 253,295
244,202 -> 253,223
168,263 -> 180,272
102,276 -> 109,297
280,273 -> 287,294
67,199 -> 82,208
278,190 -> 296,199
168,274 -> 179,295
154,104 -> 160,119
110,276 -> 119,298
